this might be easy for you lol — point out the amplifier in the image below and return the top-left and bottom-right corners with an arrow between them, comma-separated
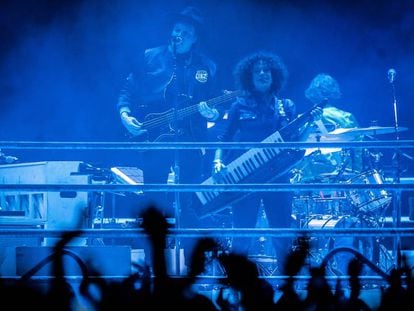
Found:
0,161 -> 90,246
0,161 -> 89,224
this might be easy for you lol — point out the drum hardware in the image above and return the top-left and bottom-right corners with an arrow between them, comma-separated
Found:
300,215 -> 354,274
322,126 -> 408,140
318,147 -> 356,182
302,214 -> 394,276
321,243 -> 394,277
289,168 -> 304,184
318,170 -> 355,180
395,149 -> 414,162
293,151 -> 341,183
303,133 -> 344,157
345,169 -> 392,215
365,149 -> 383,163
387,69 -> 406,270
362,147 -> 384,171
303,214 -> 349,230
293,190 -> 355,220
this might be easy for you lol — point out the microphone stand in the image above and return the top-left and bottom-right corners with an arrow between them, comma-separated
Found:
169,41 -> 183,275
389,70 -> 402,269
173,119 -> 182,275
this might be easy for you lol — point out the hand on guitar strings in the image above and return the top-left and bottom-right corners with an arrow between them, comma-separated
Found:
198,101 -> 220,121
120,111 -> 147,137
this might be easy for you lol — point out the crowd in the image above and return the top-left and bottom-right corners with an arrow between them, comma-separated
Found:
1,205 -> 414,310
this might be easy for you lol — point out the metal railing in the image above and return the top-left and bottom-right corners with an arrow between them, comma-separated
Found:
0,139 -> 413,240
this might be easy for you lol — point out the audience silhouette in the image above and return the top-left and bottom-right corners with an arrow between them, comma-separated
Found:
1,204 -> 413,311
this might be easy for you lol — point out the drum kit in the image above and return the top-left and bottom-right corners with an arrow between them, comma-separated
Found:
291,125 -> 408,275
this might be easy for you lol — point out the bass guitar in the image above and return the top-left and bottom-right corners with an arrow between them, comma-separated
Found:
128,90 -> 242,142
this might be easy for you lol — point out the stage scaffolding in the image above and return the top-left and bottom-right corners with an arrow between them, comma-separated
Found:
0,140 -> 414,283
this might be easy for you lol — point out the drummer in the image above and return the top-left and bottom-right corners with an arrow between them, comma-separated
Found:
298,73 -> 363,181
292,73 -> 377,275
305,73 -> 359,131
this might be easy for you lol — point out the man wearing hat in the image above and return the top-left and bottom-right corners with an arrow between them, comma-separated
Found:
117,6 -> 220,271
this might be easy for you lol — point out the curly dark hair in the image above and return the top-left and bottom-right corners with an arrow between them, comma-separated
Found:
233,51 -> 288,94
305,73 -> 342,105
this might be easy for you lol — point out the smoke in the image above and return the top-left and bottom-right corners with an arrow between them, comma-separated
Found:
0,0 -> 413,161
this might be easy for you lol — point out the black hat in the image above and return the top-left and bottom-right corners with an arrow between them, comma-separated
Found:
169,6 -> 205,35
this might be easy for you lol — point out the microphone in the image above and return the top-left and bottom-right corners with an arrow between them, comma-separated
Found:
388,68 -> 396,83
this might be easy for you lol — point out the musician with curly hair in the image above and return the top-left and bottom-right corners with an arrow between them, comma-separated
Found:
210,51 -> 304,272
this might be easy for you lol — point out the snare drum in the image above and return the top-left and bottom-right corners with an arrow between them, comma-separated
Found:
346,169 -> 392,214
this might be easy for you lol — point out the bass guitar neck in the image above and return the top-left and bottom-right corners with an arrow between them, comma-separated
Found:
130,90 -> 243,142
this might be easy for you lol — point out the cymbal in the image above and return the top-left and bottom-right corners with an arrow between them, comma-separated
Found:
318,171 -> 356,181
299,170 -> 354,183
324,126 -> 408,138
319,171 -> 355,178
306,132 -> 352,143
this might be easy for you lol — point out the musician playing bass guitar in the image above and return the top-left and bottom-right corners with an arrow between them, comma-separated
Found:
117,6 -> 226,269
